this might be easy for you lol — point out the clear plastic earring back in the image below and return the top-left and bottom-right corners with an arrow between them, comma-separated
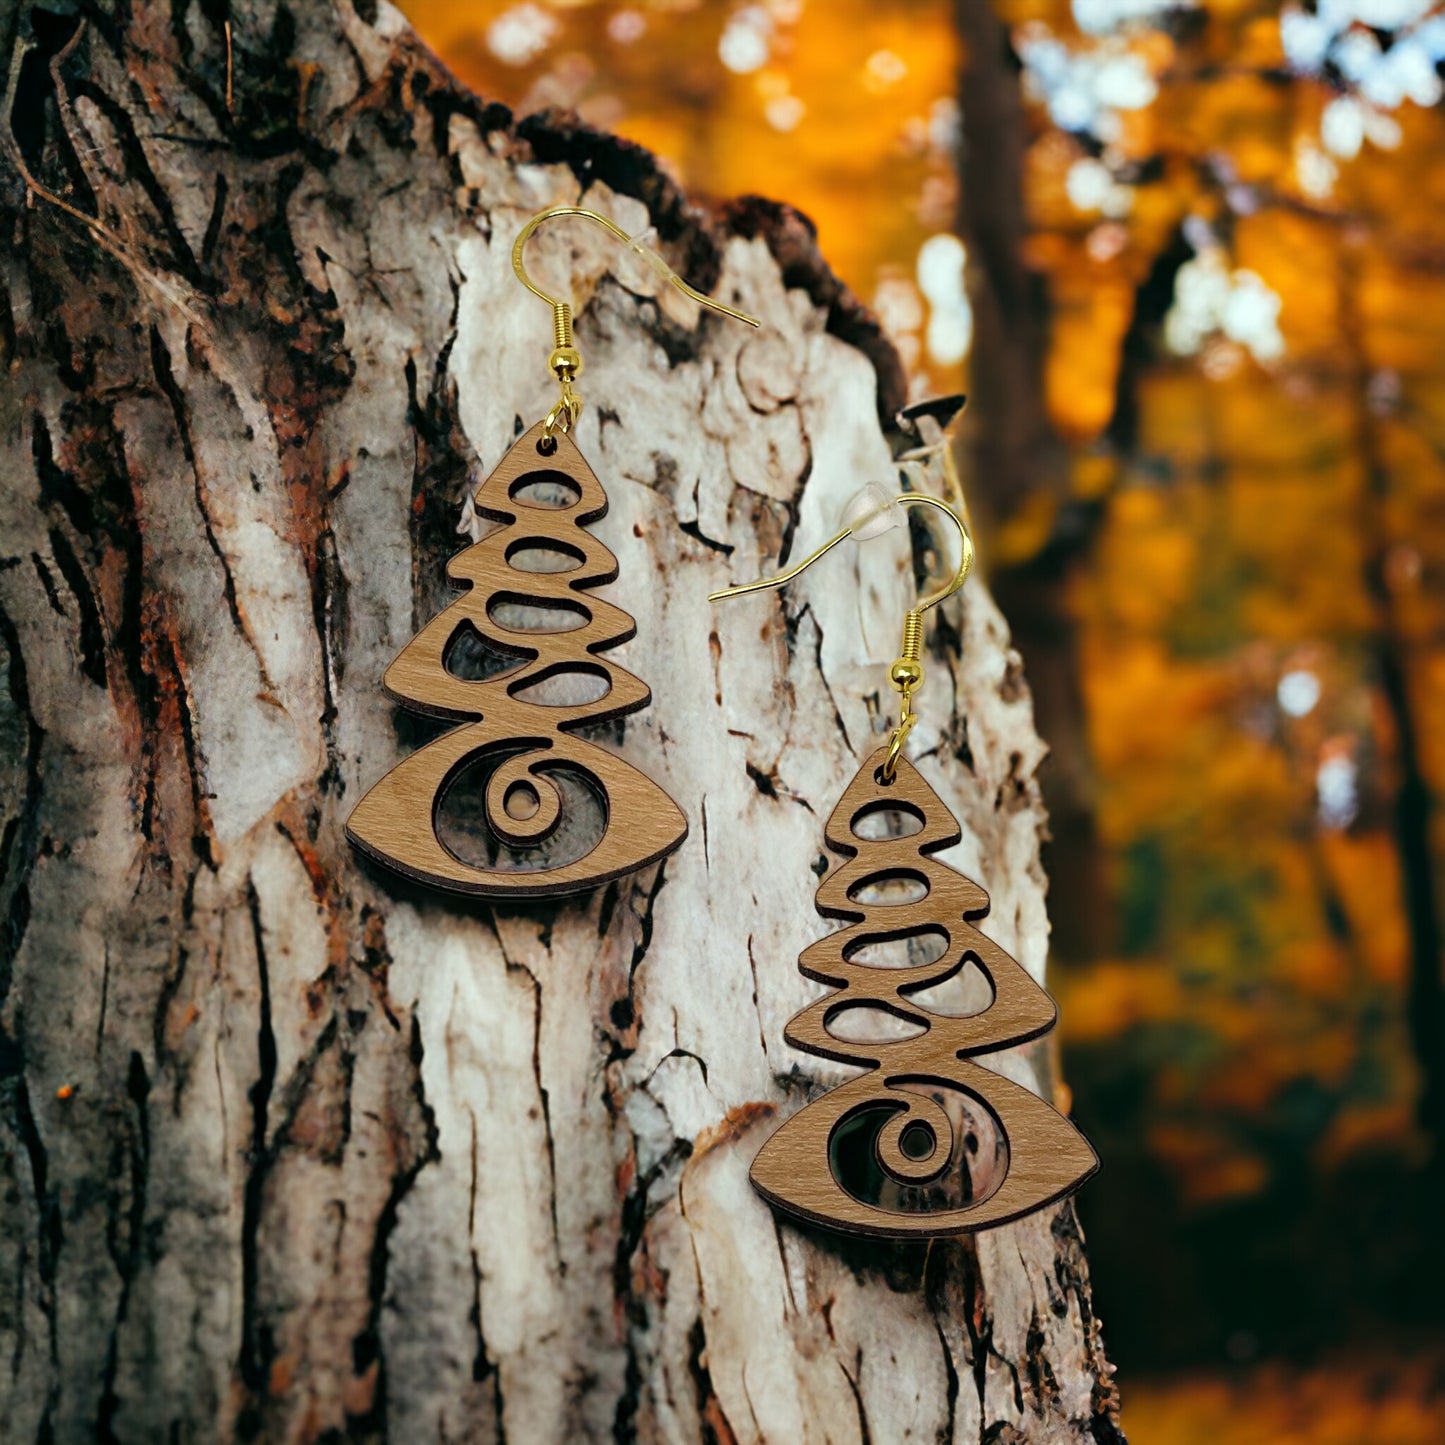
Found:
841,483 -> 908,542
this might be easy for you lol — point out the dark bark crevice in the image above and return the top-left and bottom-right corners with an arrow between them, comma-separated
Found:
349,1012 -> 441,1439
236,875 -> 278,1401
0,600 -> 46,1009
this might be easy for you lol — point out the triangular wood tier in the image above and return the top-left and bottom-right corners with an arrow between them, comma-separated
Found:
347,421 -> 687,897
749,747 -> 1097,1236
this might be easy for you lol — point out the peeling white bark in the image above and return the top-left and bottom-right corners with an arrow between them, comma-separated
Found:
0,3 -> 1117,1441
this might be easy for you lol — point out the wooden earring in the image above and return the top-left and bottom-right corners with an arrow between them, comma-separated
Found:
347,207 -> 758,898
711,491 -> 1096,1235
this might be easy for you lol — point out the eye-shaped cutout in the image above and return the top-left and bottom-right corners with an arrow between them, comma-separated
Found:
443,620 -> 523,682
843,926 -> 949,969
508,470 -> 582,509
435,751 -> 606,872
847,868 -> 930,907
509,664 -> 613,708
827,1084 -> 1007,1215
850,799 -> 926,841
487,593 -> 589,634
899,959 -> 994,1018
823,1002 -> 928,1045
505,537 -> 587,574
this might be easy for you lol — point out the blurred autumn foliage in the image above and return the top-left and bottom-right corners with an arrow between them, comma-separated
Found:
970,0 -> 1445,1383
405,0 -> 969,384
408,0 -> 1445,1437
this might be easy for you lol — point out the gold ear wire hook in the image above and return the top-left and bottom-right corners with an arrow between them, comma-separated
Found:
709,493 -> 975,781
512,204 -> 760,441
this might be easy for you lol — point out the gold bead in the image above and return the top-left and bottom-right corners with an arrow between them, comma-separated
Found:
549,346 -> 583,380
889,657 -> 923,693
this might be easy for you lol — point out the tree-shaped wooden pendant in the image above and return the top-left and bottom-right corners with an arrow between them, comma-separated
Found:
346,420 -> 687,897
750,746 -> 1097,1235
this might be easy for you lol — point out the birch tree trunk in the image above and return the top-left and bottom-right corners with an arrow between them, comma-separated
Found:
0,2 -> 1120,1440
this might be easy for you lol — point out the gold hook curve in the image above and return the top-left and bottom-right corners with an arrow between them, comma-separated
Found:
513,205 -> 758,441
708,493 -> 973,612
709,492 -> 974,781
511,205 -> 761,329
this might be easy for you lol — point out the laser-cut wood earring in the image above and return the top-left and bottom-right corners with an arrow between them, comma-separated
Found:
348,206 -> 759,898
710,493 -> 1097,1235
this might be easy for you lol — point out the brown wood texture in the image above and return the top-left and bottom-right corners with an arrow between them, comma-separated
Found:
346,419 -> 688,896
0,2 -> 1120,1440
750,746 -> 1097,1236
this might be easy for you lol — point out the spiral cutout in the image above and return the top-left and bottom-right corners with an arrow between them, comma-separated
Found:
484,750 -> 564,847
874,1091 -> 954,1186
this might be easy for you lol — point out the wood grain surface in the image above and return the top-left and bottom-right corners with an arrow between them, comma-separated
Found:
750,745 -> 1097,1235
346,419 -> 688,896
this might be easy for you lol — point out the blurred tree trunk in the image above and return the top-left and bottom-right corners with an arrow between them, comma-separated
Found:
954,3 -> 1114,972
0,2 -> 1119,1440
